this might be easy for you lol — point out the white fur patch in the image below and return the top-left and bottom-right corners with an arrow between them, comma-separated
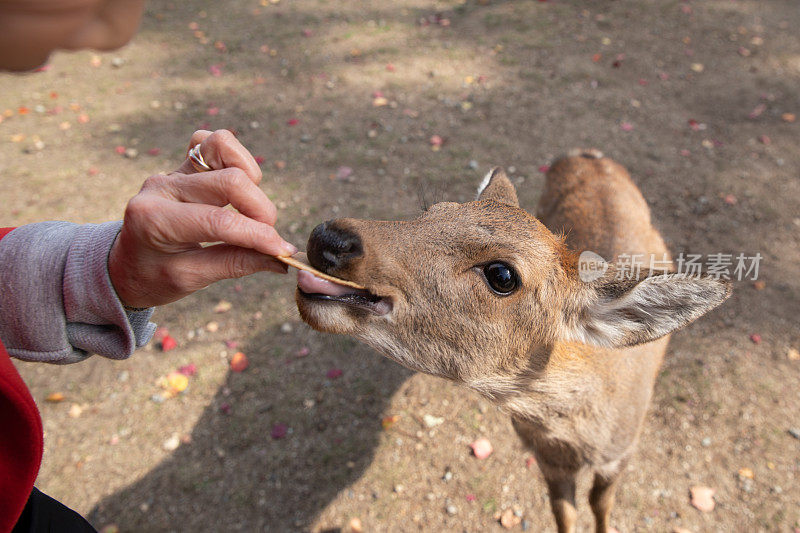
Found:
476,169 -> 494,199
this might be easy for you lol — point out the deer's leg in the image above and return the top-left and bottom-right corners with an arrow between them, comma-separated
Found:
588,460 -> 626,533
543,472 -> 578,533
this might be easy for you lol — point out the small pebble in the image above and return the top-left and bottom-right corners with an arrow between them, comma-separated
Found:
281,322 -> 293,333
788,428 -> 800,440
701,437 -> 712,447
468,160 -> 479,170
446,504 -> 458,516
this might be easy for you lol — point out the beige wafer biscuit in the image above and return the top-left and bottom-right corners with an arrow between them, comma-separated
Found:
277,252 -> 366,290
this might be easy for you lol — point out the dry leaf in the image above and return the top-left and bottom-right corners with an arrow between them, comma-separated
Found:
230,352 -> 249,372
470,437 -> 493,459
46,392 -> 65,403
689,486 -> 715,512
214,300 -> 232,313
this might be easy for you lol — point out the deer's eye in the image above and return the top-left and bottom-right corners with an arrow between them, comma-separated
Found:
482,262 -> 519,295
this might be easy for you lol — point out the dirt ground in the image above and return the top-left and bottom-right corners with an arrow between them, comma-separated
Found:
2,0 -> 799,531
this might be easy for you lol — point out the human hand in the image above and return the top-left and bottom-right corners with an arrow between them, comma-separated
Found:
108,129 -> 297,309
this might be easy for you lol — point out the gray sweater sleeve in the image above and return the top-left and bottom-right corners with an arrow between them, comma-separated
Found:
0,221 -> 156,364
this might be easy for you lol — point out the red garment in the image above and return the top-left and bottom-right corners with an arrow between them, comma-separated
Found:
0,227 -> 43,532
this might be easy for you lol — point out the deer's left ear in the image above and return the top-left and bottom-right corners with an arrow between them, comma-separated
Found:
562,270 -> 732,348
477,167 -> 519,207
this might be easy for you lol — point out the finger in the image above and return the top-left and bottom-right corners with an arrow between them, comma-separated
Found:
176,129 -> 262,183
166,169 -> 278,226
148,197 -> 297,256
177,244 -> 289,288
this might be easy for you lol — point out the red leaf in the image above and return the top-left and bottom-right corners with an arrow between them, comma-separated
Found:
749,333 -> 762,344
326,368 -> 343,379
115,146 -> 126,155
178,364 -> 197,376
161,335 -> 178,352
208,64 -> 223,77
148,148 -> 161,156
271,423 -> 288,439
230,352 -> 249,372
287,118 -> 299,126
538,165 -> 550,173
255,156 -> 265,165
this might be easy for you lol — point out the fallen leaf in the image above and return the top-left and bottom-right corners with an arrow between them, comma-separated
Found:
782,112 -> 796,123
470,437 -> 493,459
689,486 -> 715,512
749,333 -> 762,344
178,364 -> 197,376
77,114 -> 90,124
163,434 -> 180,451
723,194 -> 737,205
690,63 -> 704,73
381,415 -> 400,429
287,118 -> 299,126
753,280 -> 766,290
205,321 -> 219,333
738,467 -> 754,479
147,148 -> 161,156
466,494 -> 476,502
386,64 -> 396,72
538,165 -> 550,173
255,156 -> 265,165
165,372 -> 189,394
500,508 -> 521,529
46,392 -> 66,403
214,300 -> 232,313
295,347 -> 310,358
372,96 -> 389,107
336,166 -> 353,180
230,352 -> 249,372
326,368 -> 343,379
114,145 -> 126,155
68,403 -> 83,418
787,348 -> 800,361
271,423 -> 288,439
620,122 -> 634,131
748,103 -> 766,119
423,414 -> 444,428
348,517 -> 363,533
525,456 -> 537,469
208,64 -> 223,77
224,340 -> 239,349
274,160 -> 286,170
160,335 -> 177,352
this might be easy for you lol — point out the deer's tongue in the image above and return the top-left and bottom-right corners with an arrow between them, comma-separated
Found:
297,270 -> 359,297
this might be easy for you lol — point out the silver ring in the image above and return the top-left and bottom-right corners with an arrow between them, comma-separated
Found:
188,144 -> 212,172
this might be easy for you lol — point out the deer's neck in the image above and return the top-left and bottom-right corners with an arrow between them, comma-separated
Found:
466,341 -> 604,424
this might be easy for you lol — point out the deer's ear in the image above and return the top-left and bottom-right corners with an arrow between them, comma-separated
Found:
477,167 -> 519,207
563,270 -> 731,348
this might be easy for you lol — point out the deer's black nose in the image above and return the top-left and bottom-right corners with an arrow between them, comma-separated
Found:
306,221 -> 363,273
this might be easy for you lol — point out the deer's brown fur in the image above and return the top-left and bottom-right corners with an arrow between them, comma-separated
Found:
295,150 -> 730,532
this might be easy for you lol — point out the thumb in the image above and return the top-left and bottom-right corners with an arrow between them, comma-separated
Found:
183,244 -> 288,287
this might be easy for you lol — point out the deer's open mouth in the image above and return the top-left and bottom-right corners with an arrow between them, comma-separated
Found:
297,270 -> 393,316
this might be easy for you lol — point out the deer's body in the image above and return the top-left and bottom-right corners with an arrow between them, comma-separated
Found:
295,150 -> 729,532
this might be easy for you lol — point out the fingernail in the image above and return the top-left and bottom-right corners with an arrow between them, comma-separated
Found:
282,242 -> 299,256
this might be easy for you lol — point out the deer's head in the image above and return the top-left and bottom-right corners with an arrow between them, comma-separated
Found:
295,169 -> 730,384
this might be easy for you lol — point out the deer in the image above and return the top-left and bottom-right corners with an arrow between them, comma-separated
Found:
290,149 -> 731,532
